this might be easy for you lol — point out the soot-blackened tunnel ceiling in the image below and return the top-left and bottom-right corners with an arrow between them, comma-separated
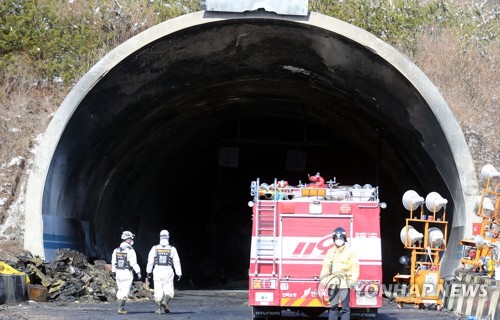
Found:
25,11 -> 477,286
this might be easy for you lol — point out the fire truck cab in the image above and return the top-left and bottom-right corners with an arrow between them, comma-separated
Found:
248,175 -> 383,319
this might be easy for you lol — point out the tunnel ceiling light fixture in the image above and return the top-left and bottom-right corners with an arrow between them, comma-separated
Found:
402,190 -> 424,212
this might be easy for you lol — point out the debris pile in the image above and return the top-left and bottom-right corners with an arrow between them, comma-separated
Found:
11,248 -> 151,302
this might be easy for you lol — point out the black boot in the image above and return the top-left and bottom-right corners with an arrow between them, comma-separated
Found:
161,295 -> 171,313
117,299 -> 127,314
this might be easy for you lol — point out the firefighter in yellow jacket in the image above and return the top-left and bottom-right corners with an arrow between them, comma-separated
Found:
320,227 -> 359,320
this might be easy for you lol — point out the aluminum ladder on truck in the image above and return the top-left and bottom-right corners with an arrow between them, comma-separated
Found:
254,178 -> 278,276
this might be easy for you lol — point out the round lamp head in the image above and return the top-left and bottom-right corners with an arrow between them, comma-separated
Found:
428,227 -> 444,248
425,192 -> 448,212
475,196 -> 495,217
480,164 -> 500,182
474,235 -> 486,250
402,190 -> 424,211
399,255 -> 410,266
400,225 -> 423,246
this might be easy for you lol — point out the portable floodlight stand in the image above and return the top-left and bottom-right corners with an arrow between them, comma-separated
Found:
393,190 -> 448,309
460,164 -> 500,274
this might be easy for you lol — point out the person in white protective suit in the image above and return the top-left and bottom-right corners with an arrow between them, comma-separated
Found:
111,230 -> 142,314
146,229 -> 182,314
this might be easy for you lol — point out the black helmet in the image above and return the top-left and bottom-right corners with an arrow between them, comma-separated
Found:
332,227 -> 347,241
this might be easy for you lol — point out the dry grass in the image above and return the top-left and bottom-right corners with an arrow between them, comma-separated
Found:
0,62 -> 68,246
409,28 -> 499,171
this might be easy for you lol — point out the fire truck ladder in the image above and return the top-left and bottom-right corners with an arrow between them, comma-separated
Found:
254,178 -> 278,276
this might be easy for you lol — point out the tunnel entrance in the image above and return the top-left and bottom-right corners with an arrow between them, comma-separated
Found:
25,11 -> 477,288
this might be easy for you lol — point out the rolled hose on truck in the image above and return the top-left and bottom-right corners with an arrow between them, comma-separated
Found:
0,261 -> 29,304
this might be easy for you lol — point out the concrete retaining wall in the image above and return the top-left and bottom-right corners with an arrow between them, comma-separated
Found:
442,270 -> 500,319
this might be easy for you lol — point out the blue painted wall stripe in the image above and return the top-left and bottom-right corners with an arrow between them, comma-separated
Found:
43,234 -> 78,243
43,234 -> 80,249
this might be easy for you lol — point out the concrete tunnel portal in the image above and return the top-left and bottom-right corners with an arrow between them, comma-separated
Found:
24,11 -> 478,287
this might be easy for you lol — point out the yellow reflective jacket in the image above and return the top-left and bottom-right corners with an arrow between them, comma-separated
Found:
320,244 -> 359,289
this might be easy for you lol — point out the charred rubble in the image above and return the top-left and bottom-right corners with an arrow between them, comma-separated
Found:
12,248 -> 152,302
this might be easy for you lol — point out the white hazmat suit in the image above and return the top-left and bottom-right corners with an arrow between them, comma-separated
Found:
146,230 -> 182,314
111,231 -> 141,314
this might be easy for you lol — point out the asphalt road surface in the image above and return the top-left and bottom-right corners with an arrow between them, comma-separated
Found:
0,290 -> 466,320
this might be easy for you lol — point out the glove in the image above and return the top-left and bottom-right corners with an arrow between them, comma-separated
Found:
136,273 -> 142,281
147,273 -> 153,280
111,272 -> 116,279
177,275 -> 182,282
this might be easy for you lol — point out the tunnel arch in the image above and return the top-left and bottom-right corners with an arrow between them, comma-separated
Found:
25,10 -> 478,285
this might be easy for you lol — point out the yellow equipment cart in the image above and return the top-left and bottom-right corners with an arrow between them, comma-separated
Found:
460,164 -> 500,273
393,190 -> 448,309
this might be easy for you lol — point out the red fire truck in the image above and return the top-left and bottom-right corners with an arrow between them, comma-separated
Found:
248,174 -> 383,319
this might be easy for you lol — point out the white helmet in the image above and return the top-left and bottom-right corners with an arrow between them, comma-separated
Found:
159,230 -> 169,238
121,231 -> 135,240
